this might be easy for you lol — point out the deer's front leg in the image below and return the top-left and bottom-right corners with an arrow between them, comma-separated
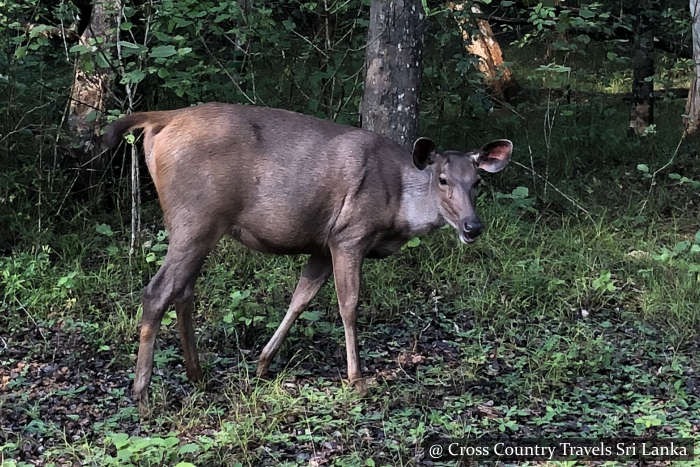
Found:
330,247 -> 366,393
257,253 -> 332,377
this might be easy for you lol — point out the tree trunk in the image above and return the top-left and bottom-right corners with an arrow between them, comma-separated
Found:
361,0 -> 425,146
448,2 -> 518,101
68,0 -> 116,165
628,8 -> 654,136
685,0 -> 700,135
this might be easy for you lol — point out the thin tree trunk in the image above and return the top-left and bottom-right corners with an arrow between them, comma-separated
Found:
361,0 -> 425,146
68,0 -> 116,166
449,2 -> 518,101
628,8 -> 654,136
685,0 -> 700,135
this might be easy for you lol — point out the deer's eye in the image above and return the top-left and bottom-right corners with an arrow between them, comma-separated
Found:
439,176 -> 448,186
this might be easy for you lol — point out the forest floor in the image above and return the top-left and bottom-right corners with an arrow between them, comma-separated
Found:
2,89 -> 700,465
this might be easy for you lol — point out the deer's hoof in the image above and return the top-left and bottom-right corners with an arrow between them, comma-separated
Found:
185,365 -> 203,382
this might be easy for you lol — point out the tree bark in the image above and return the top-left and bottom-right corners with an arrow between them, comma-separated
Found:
628,8 -> 654,136
68,0 -> 116,164
685,0 -> 700,135
361,0 -> 425,146
449,2 -> 518,101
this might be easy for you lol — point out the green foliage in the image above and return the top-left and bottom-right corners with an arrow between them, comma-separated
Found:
93,432 -> 187,466
144,230 -> 169,265
494,186 -> 536,212
592,270 -> 616,293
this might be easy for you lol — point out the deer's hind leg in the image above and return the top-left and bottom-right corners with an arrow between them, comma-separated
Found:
132,227 -> 218,409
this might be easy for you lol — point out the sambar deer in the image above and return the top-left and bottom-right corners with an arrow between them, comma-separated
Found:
103,103 -> 512,408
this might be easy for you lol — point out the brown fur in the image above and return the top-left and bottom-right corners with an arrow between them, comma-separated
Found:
103,103 -> 512,410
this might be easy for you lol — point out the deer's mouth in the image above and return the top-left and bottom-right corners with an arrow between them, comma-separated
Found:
459,232 -> 477,244
443,216 -> 477,244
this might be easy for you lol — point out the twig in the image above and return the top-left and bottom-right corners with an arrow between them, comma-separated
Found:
511,159 -> 593,220
638,134 -> 685,215
333,72 -> 361,121
15,297 -> 47,342
59,17 -> 70,62
199,36 -> 256,104
291,29 -> 328,58
0,101 -> 53,143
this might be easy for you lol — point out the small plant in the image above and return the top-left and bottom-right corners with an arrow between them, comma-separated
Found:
222,289 -> 252,325
57,271 -> 79,296
592,270 -> 616,293
143,230 -> 169,265
636,163 -> 652,179
93,433 -> 191,466
668,172 -> 700,189
495,186 -> 536,213
651,230 -> 700,279
96,223 -> 120,256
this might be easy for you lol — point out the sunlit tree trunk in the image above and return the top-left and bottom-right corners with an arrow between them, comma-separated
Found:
361,0 -> 425,146
448,2 -> 517,101
684,0 -> 700,135
628,7 -> 654,136
68,0 -> 116,164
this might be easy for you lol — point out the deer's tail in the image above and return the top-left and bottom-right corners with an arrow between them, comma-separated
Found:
102,111 -> 170,148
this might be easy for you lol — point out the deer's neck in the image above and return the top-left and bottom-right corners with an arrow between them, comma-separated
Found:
398,168 -> 445,236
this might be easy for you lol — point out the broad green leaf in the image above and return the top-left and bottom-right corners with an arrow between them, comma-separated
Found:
163,437 -> 180,448
178,443 -> 200,455
29,25 -> 51,38
673,241 -> 690,254
511,186 -> 529,198
579,7 -> 595,18
149,45 -> 177,58
121,70 -> 145,84
301,310 -> 321,321
69,44 -> 91,54
118,40 -> 141,49
109,433 -> 130,449
575,34 -> 591,45
85,110 -> 99,123
406,237 -> 421,248
96,223 -> 114,237
636,164 -> 649,173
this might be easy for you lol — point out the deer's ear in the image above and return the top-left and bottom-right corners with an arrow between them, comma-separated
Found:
412,137 -> 436,170
472,139 -> 512,173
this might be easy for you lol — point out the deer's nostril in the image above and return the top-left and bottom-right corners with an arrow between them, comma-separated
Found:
463,221 -> 483,236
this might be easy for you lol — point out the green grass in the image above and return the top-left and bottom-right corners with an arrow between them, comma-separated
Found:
2,169 -> 698,465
